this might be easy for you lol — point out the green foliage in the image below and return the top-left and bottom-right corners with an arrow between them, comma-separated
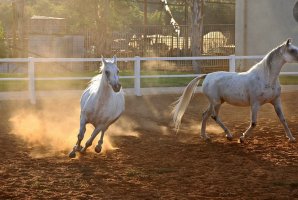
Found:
108,0 -> 143,31
62,0 -> 100,32
26,0 -> 64,17
1,74 -> 298,92
25,0 -> 144,32
0,0 -> 235,35
147,10 -> 164,25
0,22 -> 7,58
205,2 -> 235,24
0,3 -> 13,31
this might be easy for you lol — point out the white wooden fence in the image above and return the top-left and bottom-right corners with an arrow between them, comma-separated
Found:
1,55 -> 298,104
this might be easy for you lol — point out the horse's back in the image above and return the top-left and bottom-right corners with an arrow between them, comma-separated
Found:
202,71 -> 247,91
202,71 -> 251,106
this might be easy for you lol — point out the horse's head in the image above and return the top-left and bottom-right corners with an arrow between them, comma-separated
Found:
280,39 -> 298,63
101,56 -> 122,92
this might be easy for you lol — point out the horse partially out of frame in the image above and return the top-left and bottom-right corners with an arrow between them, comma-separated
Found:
172,39 -> 297,143
69,56 -> 125,158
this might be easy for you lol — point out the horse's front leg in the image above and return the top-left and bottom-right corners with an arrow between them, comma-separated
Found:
239,104 -> 259,143
271,97 -> 296,142
212,103 -> 233,140
95,126 -> 108,153
69,116 -> 87,158
80,127 -> 101,153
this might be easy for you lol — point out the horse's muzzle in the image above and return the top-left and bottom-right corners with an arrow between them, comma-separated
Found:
112,83 -> 122,92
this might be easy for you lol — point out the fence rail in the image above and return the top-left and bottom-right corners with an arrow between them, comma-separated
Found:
1,55 -> 298,104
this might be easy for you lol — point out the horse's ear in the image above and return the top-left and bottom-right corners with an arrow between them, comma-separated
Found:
286,38 -> 292,46
101,55 -> 107,65
112,55 -> 117,63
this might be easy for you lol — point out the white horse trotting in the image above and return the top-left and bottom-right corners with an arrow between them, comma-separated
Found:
172,39 -> 298,143
69,56 -> 125,158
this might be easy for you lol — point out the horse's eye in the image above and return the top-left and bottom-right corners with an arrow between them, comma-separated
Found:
105,71 -> 110,77
289,48 -> 297,54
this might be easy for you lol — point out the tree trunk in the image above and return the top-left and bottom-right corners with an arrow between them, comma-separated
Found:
189,0 -> 204,73
95,0 -> 111,56
12,0 -> 25,57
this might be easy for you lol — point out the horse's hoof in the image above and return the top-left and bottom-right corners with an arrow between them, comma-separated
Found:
288,138 -> 296,143
80,148 -> 86,154
95,145 -> 102,153
77,145 -> 83,151
238,136 -> 245,143
204,137 -> 211,143
73,145 -> 83,152
226,134 -> 233,141
69,151 -> 76,158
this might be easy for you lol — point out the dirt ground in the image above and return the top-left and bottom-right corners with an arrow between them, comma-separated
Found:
1,92 -> 298,199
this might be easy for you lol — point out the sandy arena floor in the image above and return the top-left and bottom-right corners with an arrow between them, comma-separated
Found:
1,92 -> 298,199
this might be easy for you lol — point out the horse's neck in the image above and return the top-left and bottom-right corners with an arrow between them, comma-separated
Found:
252,48 -> 285,86
97,77 -> 112,96
96,76 -> 112,100
268,49 -> 285,75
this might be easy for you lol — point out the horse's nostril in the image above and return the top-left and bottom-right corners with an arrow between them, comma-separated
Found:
112,83 -> 121,92
117,84 -> 122,91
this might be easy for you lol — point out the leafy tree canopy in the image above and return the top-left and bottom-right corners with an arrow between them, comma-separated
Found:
0,0 -> 234,33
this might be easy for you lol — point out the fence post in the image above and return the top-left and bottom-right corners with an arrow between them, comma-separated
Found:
229,55 -> 236,72
134,56 -> 141,96
28,57 -> 36,104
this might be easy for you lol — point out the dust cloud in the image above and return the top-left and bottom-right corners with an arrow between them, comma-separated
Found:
9,99 -> 138,158
179,123 -> 224,135
143,59 -> 177,71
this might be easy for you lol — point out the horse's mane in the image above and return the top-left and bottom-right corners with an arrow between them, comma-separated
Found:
245,42 -> 286,88
265,44 -> 283,69
86,74 -> 102,93
248,43 -> 283,73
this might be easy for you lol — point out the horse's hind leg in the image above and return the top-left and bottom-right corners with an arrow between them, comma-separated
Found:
201,105 -> 212,140
211,104 -> 233,140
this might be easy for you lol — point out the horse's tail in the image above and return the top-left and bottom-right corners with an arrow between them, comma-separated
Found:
172,74 -> 206,131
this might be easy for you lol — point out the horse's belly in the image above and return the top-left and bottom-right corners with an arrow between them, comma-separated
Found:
223,95 -> 250,106
219,84 -> 250,106
257,87 -> 280,105
92,106 -> 124,125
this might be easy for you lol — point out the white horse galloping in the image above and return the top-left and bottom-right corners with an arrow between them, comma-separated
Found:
69,56 -> 125,158
172,39 -> 298,143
